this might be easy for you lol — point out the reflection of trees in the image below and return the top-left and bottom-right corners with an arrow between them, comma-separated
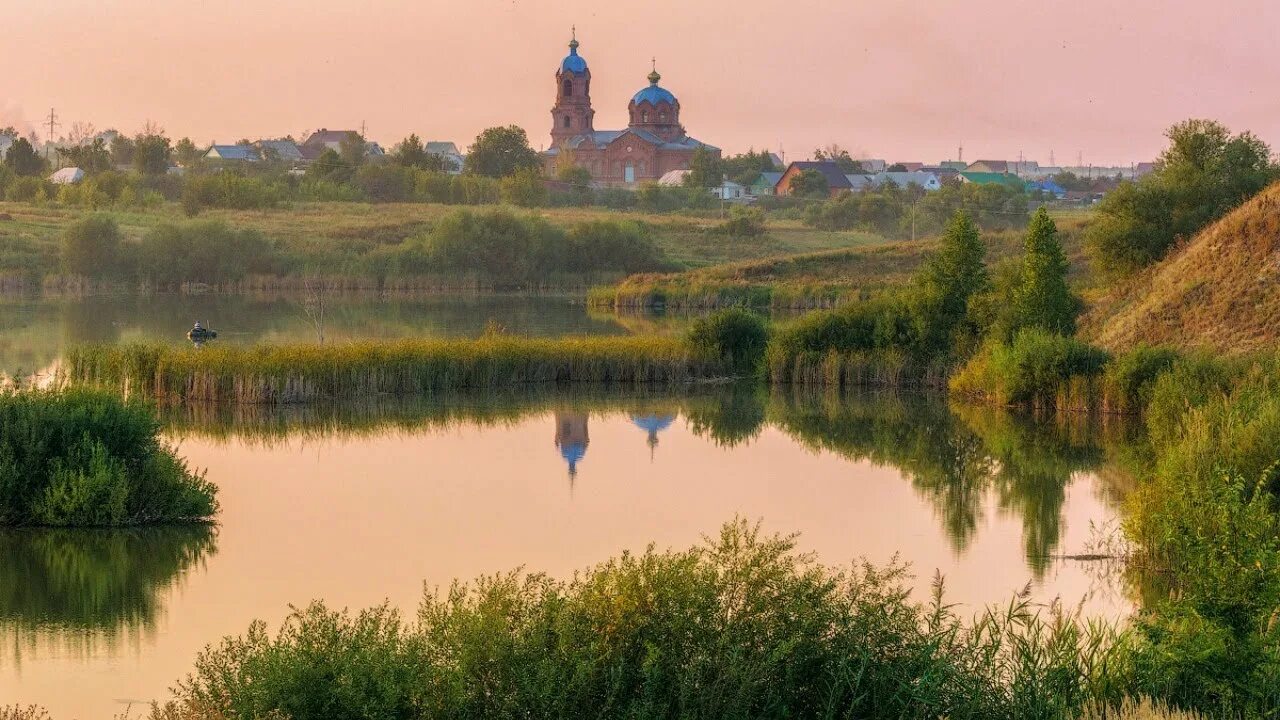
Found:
769,389 -> 995,553
684,382 -> 766,447
769,390 -> 1140,579
154,384 -> 1140,581
0,526 -> 216,661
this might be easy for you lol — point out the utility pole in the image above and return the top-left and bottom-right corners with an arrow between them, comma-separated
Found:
44,108 -> 59,161
1049,149 -> 1055,167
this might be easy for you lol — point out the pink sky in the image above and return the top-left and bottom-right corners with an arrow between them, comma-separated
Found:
3,0 -> 1277,165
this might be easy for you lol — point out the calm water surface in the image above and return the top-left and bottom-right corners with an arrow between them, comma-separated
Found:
0,387 -> 1140,718
0,293 -> 687,378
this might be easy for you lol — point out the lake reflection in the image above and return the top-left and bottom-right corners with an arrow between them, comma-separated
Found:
0,293 -> 652,377
0,388 -> 1139,718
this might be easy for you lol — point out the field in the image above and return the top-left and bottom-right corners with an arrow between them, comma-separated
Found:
590,212 -> 1093,309
0,200 -> 887,277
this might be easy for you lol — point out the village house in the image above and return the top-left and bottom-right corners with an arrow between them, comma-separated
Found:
205,144 -> 259,162
254,139 -> 304,163
425,142 -> 464,174
965,159 -> 1010,174
873,170 -> 942,191
542,32 -> 720,186
958,171 -> 1027,190
749,171 -> 783,197
301,129 -> 386,159
774,161 -> 857,197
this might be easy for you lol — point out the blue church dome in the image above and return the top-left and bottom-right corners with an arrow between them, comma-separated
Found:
632,68 -> 676,105
561,35 -> 588,74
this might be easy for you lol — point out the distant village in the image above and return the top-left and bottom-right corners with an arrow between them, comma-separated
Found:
0,32 -> 1154,207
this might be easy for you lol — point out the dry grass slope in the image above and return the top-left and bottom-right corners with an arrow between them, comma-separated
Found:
1083,182 -> 1280,352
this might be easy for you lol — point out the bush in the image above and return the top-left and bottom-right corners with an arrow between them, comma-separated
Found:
686,308 -> 769,374
949,329 -> 1110,408
500,167 -> 550,207
60,214 -> 121,279
0,389 -> 216,526
137,221 -> 276,286
1101,345 -> 1180,414
718,205 -> 766,238
154,520 -> 1124,720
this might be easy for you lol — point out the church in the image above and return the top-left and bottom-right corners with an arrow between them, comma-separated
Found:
542,32 -> 719,186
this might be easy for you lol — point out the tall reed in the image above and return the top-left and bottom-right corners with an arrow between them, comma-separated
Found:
67,336 -> 722,404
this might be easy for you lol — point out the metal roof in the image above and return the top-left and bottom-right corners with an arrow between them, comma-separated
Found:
632,84 -> 677,106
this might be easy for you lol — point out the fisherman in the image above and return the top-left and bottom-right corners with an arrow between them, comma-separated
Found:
193,321 -> 203,332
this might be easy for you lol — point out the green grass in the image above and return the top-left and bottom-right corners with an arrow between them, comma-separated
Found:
588,214 -> 1094,310
0,201 -> 883,289
66,335 -> 725,404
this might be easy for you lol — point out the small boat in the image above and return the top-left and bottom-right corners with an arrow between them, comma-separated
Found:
187,322 -> 218,342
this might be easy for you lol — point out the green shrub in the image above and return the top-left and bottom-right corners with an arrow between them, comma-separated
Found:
60,214 -> 122,279
686,308 -> 769,374
0,389 -> 216,526
136,221 -> 276,286
157,520 -> 1125,720
950,329 -> 1110,408
1102,346 -> 1180,413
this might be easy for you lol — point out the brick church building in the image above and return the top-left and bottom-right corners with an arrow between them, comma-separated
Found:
542,32 -> 719,186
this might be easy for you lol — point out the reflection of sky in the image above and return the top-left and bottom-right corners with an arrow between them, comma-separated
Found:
3,409 -> 1127,719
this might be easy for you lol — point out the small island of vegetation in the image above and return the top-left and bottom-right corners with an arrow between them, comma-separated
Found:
0,389 -> 217,526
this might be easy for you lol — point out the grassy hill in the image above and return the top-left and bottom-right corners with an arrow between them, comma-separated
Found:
1081,182 -> 1280,353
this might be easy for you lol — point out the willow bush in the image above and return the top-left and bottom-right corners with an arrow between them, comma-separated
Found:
0,389 -> 216,526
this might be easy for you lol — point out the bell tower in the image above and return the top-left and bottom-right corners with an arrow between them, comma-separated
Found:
551,28 -> 594,146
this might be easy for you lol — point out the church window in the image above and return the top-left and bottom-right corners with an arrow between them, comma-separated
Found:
642,111 -> 649,123
563,79 -> 572,97
659,112 -> 667,122
638,161 -> 646,176
563,115 -> 572,129
613,161 -> 622,176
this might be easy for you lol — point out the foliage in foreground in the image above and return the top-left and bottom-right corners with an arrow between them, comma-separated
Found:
0,389 -> 216,526
155,520 -> 1125,720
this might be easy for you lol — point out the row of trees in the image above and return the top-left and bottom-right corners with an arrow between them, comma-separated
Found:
802,178 -> 1029,237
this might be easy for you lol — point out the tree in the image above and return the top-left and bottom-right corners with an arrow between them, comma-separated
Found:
60,215 -> 121,278
912,211 -> 988,355
393,134 -> 448,172
338,132 -> 368,168
465,125 -> 540,178
4,137 -> 46,176
887,163 -> 908,172
683,146 -> 724,188
173,138 -> 205,168
500,167 -> 549,207
57,138 -> 113,174
788,168 -> 829,198
722,148 -> 780,186
133,134 -> 171,175
1012,208 -> 1079,334
305,148 -> 354,183
557,163 -> 593,204
813,144 -> 865,173
109,133 -> 135,167
1087,119 -> 1278,276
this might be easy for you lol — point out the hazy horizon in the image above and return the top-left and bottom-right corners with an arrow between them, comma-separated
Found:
4,0 -> 1277,165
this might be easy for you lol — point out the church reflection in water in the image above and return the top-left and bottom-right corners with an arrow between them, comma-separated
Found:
554,410 -> 680,480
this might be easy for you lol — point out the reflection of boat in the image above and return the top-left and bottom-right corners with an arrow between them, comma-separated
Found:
187,322 -> 218,342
